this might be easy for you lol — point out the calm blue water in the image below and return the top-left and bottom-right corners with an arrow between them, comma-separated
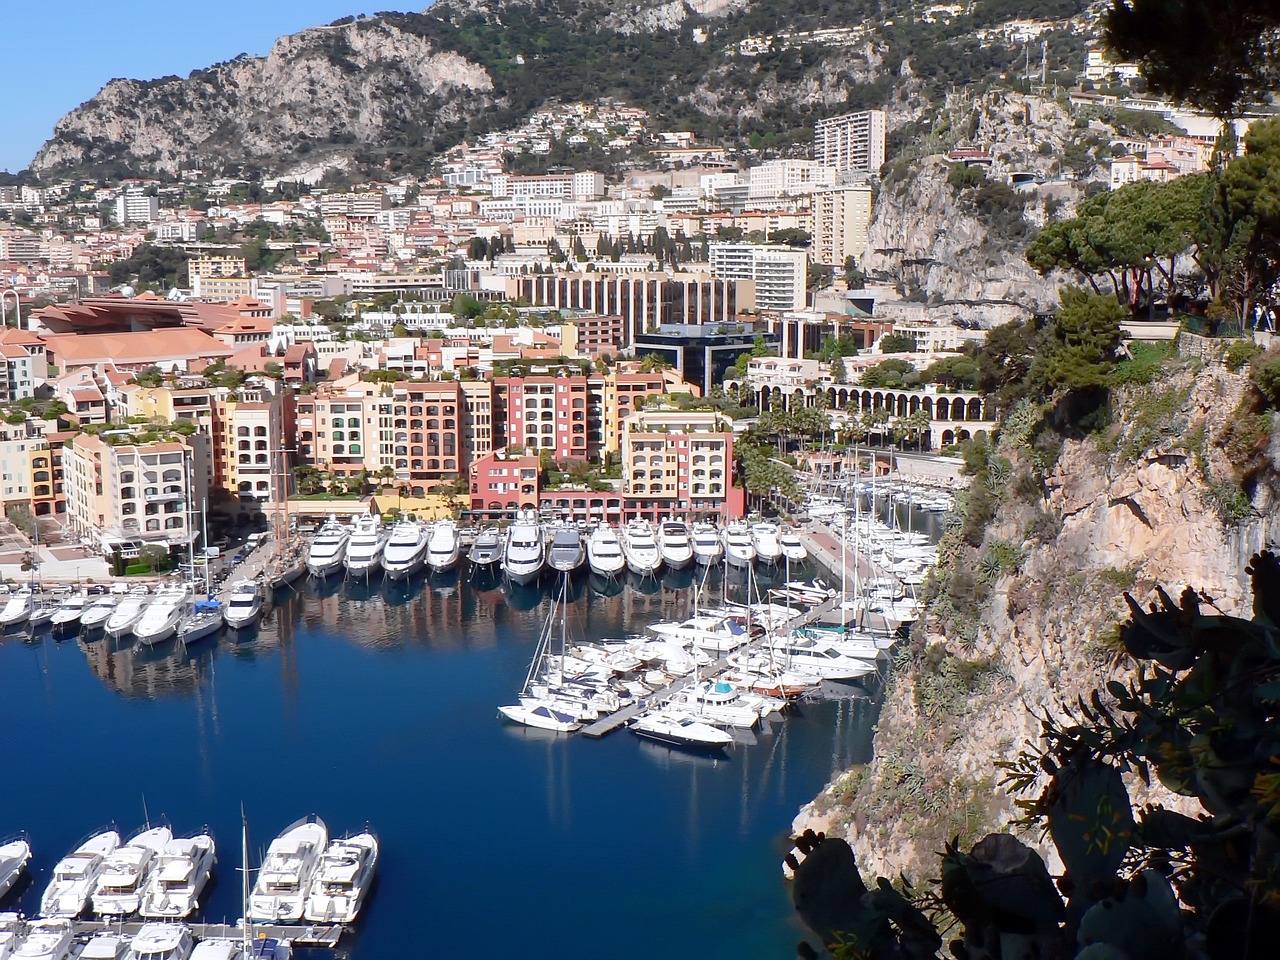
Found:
0,564 -> 879,960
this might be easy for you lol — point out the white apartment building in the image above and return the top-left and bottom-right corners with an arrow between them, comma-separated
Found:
116,188 -> 159,225
709,243 -> 808,313
489,171 -> 605,201
811,184 -> 874,266
814,110 -> 888,176
0,424 -> 42,507
747,160 -> 837,200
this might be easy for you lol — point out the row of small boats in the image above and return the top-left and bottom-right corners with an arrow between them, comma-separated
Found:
0,817 -> 376,927
0,582 -> 267,645
305,511 -> 810,585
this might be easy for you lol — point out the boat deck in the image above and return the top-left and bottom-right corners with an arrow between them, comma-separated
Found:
72,920 -> 344,948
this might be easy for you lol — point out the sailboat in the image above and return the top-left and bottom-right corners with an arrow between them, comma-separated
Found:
193,812 -> 291,960
178,498 -> 222,644
497,573 -> 582,733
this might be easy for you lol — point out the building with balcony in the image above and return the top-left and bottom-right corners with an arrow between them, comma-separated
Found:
709,243 -> 807,313
620,409 -> 742,520
497,375 -> 592,461
469,449 -> 541,516
814,109 -> 888,176
811,184 -> 874,267
0,423 -> 44,510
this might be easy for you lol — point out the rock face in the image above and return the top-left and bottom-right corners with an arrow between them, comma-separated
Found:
794,361 -> 1275,882
32,18 -> 497,178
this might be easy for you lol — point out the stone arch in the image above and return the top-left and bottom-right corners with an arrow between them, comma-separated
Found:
909,395 -> 920,414
896,394 -> 908,417
942,430 -> 955,447
936,397 -> 950,420
958,429 -> 972,442
860,390 -> 872,411
827,388 -> 837,407
967,398 -> 983,420
923,396 -> 934,418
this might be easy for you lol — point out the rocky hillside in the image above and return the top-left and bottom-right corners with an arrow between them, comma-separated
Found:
31,0 -> 1096,177
794,351 -> 1280,881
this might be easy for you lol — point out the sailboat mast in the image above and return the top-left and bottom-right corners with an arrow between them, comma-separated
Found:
202,497 -> 211,596
241,807 -> 252,957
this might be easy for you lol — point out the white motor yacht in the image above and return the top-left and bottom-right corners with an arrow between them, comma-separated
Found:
779,527 -> 808,562
381,520 -> 429,580
630,707 -> 734,750
503,510 -> 545,586
306,517 -> 350,578
0,912 -> 25,960
691,522 -> 723,565
722,522 -> 756,568
40,829 -> 121,918
620,520 -> 662,577
767,638 -> 877,680
91,826 -> 172,918
177,600 -> 222,645
497,701 -> 582,733
124,923 -> 193,960
248,817 -> 328,923
137,833 -> 215,920
467,527 -> 503,570
750,521 -> 783,565
134,585 -> 191,647
302,832 -> 379,924
426,520 -> 462,573
657,521 -> 694,570
648,614 -> 752,654
188,943 -> 243,960
343,514 -> 387,578
49,594 -> 91,637
674,679 -> 774,728
221,581 -> 263,630
0,589 -> 34,629
0,837 -> 31,901
105,588 -> 150,640
12,919 -> 74,960
547,524 -> 585,574
79,595 -> 118,633
75,931 -> 131,960
585,525 -> 625,578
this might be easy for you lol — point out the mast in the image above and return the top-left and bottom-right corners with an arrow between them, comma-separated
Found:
241,806 -> 253,958
201,497 -> 211,597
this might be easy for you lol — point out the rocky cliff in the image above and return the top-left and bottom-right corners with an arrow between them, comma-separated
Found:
793,356 -> 1280,881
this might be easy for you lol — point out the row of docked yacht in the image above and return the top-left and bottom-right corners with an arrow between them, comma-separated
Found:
306,514 -> 466,579
5,817 -> 378,929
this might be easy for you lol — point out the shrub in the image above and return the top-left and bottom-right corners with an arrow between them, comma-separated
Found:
1225,338 -> 1262,372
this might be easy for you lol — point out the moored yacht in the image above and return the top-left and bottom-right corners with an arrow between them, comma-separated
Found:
467,527 -> 503,570
630,707 -> 734,751
497,701 -> 582,733
547,524 -> 585,574
91,826 -> 172,918
620,520 -> 662,577
12,919 -> 73,960
138,833 -> 215,920
49,594 -> 91,637
124,923 -> 193,960
657,521 -> 694,570
585,525 -> 625,578
779,527 -> 808,562
302,831 -> 379,924
79,595 -> 118,633
134,585 -> 191,647
503,509 -> 545,586
248,816 -> 328,923
306,517 -> 350,578
691,522 -> 723,565
648,614 -> 752,654
40,829 -> 121,918
105,588 -> 150,640
722,522 -> 756,568
0,836 -> 31,901
0,588 -> 34,629
343,515 -> 387,578
223,581 -> 263,630
750,521 -> 783,565
426,520 -> 462,573
381,520 -> 429,580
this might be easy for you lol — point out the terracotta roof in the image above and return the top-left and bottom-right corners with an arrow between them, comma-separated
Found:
42,328 -> 235,366
0,327 -> 45,347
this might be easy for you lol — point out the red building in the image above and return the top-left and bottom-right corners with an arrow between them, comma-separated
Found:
495,375 -> 591,461
469,450 -> 541,516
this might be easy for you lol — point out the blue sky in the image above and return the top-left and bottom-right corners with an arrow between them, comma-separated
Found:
2,3 -> 418,175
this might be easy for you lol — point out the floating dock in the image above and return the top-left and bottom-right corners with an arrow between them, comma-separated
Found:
72,920 -> 344,948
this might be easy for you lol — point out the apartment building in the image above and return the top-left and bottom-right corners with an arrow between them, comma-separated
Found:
814,110 -> 888,176
497,375 -> 591,460
489,171 -> 605,201
604,372 -> 672,454
469,450 -> 541,514
459,379 -> 495,468
620,410 -> 740,519
189,255 -> 247,280
30,432 -> 70,518
811,184 -> 874,267
747,160 -> 837,200
0,423 -> 44,509
709,243 -> 808,312
115,188 -> 159,225
64,432 -> 209,550
571,314 -> 625,358
222,391 -> 287,504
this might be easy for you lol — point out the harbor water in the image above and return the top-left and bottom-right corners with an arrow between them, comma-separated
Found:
0,562 -> 879,959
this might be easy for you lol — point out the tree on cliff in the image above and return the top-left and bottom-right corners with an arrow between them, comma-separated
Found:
791,551 -> 1280,959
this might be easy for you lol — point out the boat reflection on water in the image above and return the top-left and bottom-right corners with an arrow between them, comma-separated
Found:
635,736 -> 729,770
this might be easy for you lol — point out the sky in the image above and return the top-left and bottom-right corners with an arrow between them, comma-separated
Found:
1,2 -> 418,174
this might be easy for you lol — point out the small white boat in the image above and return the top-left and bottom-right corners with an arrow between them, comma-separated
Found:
648,615 -> 752,654
467,527 -> 503,569
658,521 -> 694,570
750,521 -> 783,565
620,520 -> 662,577
12,919 -> 74,960
691,522 -> 723,565
503,510 -> 545,586
585,525 -> 625,578
381,520 -> 429,580
0,912 -> 25,960
779,527 -> 808,562
41,829 -> 121,918
497,701 -> 582,733
137,833 -> 215,920
631,708 -> 734,750
0,837 -> 31,901
222,581 -> 262,630
426,520 -> 462,573
767,639 -> 877,680
343,514 -> 387,578
176,600 -> 222,645
0,589 -> 34,628
306,516 -> 350,578
248,817 -> 328,923
124,923 -> 193,960
49,595 -> 91,636
547,524 -> 585,574
722,522 -> 756,568
79,596 -> 118,633
134,585 -> 190,646
91,826 -> 172,918
302,832 -> 379,924
188,943 -> 243,960
75,931 -> 131,960
105,588 -> 150,639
